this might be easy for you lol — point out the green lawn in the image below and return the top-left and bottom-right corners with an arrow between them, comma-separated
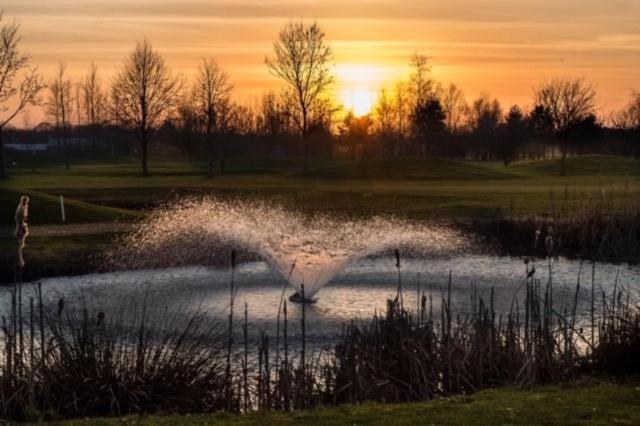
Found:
59,378 -> 640,425
2,155 -> 639,227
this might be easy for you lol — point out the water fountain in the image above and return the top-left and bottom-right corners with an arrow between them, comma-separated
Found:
106,197 -> 467,301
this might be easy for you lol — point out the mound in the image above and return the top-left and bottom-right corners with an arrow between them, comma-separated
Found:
301,157 -> 515,180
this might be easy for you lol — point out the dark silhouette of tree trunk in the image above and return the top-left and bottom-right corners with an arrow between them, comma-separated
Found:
0,126 -> 4,177
141,130 -> 149,176
219,135 -> 225,176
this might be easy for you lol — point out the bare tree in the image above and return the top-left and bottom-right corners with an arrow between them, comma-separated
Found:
612,91 -> 640,158
534,77 -> 597,175
173,96 -> 199,159
0,12 -> 45,177
266,20 -> 333,170
470,93 -> 502,132
441,83 -> 468,133
258,91 -> 287,137
193,58 -> 232,176
339,111 -> 372,161
612,91 -> 640,130
374,88 -> 397,155
73,82 -> 82,126
110,40 -> 181,176
395,82 -> 410,148
409,53 -> 435,108
80,62 -> 105,148
468,93 -> 502,160
46,62 -> 73,170
227,103 -> 254,136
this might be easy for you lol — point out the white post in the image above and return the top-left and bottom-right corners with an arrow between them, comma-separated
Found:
60,195 -> 66,222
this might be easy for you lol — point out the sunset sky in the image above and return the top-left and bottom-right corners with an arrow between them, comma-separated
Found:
3,0 -> 640,121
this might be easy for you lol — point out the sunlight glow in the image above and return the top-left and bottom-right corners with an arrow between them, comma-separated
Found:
340,88 -> 376,116
335,64 -> 389,116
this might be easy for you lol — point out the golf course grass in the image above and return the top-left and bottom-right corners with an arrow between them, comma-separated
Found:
2,155 -> 639,225
59,378 -> 640,425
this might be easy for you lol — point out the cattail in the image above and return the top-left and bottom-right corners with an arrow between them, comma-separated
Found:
97,311 -> 105,324
231,249 -> 237,269
544,226 -> 554,255
14,196 -> 30,268
527,266 -> 536,279
14,196 -> 29,236
545,235 -> 554,255
394,248 -> 400,269
58,298 -> 64,317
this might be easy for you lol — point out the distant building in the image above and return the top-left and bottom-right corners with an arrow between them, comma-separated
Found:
5,143 -> 49,152
48,137 -> 95,151
5,136 -> 97,154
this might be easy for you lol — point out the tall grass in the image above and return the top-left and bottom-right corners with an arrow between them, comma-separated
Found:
472,188 -> 640,262
1,290 -> 227,421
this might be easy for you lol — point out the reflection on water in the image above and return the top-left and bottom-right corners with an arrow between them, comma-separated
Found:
3,255 -> 638,349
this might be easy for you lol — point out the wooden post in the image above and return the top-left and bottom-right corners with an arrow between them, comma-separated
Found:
59,195 -> 66,222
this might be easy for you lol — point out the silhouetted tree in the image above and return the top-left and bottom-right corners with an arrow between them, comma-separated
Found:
266,20 -> 334,170
612,91 -> 640,157
194,58 -> 232,175
470,94 -> 502,159
533,77 -> 597,175
412,98 -> 446,157
258,91 -> 287,137
110,40 -> 181,176
394,82 -> 410,151
409,53 -> 435,109
374,88 -> 398,156
528,105 -> 554,139
230,104 -> 255,135
501,105 -> 527,165
0,12 -> 44,177
441,83 -> 467,134
565,113 -> 602,153
339,111 -> 372,160
80,62 -> 106,149
173,97 -> 199,159
46,62 -> 73,169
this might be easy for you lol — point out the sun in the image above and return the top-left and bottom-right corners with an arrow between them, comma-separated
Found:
335,64 -> 385,116
340,87 -> 376,117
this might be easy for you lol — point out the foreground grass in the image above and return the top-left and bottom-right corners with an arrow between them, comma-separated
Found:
62,379 -> 640,425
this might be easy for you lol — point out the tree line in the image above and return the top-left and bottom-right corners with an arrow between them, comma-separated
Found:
1,14 -> 639,177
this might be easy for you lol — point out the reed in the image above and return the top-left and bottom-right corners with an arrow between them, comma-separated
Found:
470,189 -> 640,263
1,251 -> 639,421
1,292 -> 228,421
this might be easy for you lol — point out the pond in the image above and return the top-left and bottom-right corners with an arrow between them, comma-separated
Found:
5,254 -> 638,351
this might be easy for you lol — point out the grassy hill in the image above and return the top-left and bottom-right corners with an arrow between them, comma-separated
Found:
511,155 -> 640,177
302,157 -> 517,180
